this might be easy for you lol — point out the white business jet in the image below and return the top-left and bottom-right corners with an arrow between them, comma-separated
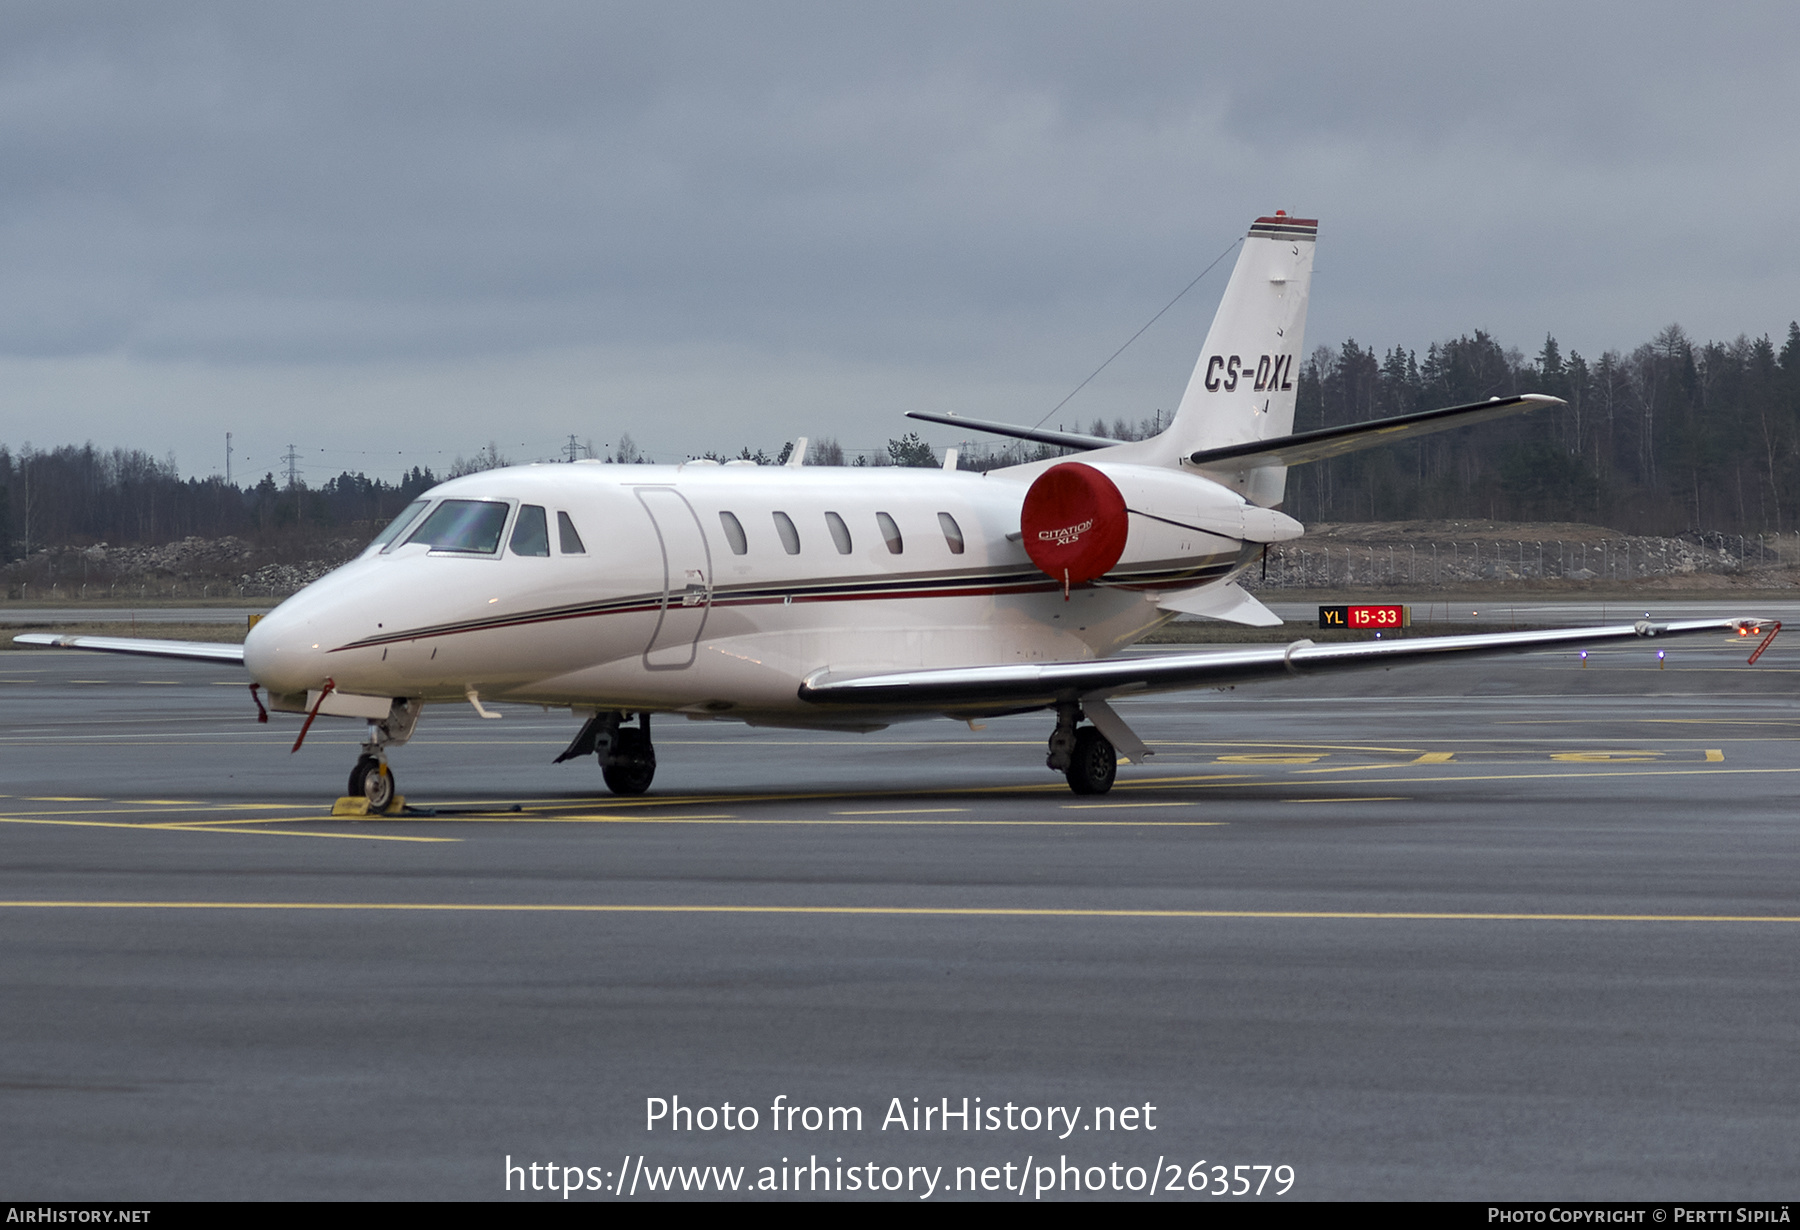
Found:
17,214 -> 1771,803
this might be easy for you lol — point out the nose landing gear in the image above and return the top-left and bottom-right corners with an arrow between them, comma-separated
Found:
344,698 -> 422,814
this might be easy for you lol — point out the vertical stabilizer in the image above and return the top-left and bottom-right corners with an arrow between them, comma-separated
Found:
1162,214 -> 1315,506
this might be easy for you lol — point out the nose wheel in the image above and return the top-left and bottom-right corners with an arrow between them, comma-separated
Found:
349,754 -> 396,811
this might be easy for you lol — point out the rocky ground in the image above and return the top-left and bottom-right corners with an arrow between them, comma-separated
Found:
2,535 -> 364,600
1260,521 -> 1798,591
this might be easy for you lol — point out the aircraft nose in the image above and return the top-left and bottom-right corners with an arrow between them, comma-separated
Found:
243,604 -> 328,695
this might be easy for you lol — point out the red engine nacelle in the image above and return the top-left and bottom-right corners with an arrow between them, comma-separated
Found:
1020,460 -> 1303,588
1020,462 -> 1130,584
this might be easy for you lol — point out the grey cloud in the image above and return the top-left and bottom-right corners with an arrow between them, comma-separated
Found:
0,1 -> 1797,471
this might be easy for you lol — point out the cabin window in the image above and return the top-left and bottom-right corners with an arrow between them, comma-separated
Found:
772,511 -> 801,555
719,511 -> 748,555
876,511 -> 903,554
510,505 -> 551,556
404,499 -> 511,554
937,512 -> 965,555
370,499 -> 429,551
825,511 -> 853,554
557,511 -> 586,555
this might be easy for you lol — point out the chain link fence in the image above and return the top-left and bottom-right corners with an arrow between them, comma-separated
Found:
1259,533 -> 1793,589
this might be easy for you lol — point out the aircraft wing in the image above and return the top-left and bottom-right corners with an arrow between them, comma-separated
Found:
12,633 -> 247,665
799,618 -> 1767,715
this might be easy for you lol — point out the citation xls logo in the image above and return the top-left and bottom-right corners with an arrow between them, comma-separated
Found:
1203,354 -> 1295,393
1038,519 -> 1095,547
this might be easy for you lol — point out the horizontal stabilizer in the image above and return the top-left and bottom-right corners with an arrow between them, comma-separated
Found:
12,633 -> 246,665
904,410 -> 1113,452
1154,581 -> 1282,627
1188,394 -> 1564,470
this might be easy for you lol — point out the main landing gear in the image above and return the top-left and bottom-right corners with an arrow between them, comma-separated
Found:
348,698 -> 423,812
1046,702 -> 1117,795
555,711 -> 657,795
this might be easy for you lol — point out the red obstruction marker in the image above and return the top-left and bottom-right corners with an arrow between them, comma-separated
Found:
1021,463 -> 1129,587
1748,620 -> 1781,665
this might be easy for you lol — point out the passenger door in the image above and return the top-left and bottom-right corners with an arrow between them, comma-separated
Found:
634,487 -> 713,669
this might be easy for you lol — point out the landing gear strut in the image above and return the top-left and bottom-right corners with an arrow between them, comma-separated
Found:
1046,701 -> 1117,795
348,698 -> 421,812
557,710 -> 657,795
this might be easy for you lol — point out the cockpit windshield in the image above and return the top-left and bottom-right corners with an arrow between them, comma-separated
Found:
403,499 -> 511,554
368,500 -> 429,551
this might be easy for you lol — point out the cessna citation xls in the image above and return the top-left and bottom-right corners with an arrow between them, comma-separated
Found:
17,214 -> 1773,803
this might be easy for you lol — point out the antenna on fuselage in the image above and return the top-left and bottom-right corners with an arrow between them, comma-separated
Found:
786,437 -> 809,468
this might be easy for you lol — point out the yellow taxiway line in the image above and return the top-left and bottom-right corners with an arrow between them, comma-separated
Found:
0,815 -> 457,842
0,760 -> 1784,840
1124,765 -> 1800,790
832,807 -> 969,815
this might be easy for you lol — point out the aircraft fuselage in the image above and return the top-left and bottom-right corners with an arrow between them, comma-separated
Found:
244,461 -> 1254,729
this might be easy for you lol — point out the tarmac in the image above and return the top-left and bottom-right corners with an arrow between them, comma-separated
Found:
1,602 -> 1796,1200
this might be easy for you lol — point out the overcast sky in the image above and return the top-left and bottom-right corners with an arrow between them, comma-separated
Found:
2,2 -> 1796,480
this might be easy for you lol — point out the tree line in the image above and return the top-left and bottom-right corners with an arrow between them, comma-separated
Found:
2,320 -> 1796,556
1287,324 -> 1800,534
0,447 -> 441,557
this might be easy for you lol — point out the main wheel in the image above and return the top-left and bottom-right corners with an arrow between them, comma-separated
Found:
1064,726 -> 1117,795
601,727 -> 656,795
349,755 -> 396,811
